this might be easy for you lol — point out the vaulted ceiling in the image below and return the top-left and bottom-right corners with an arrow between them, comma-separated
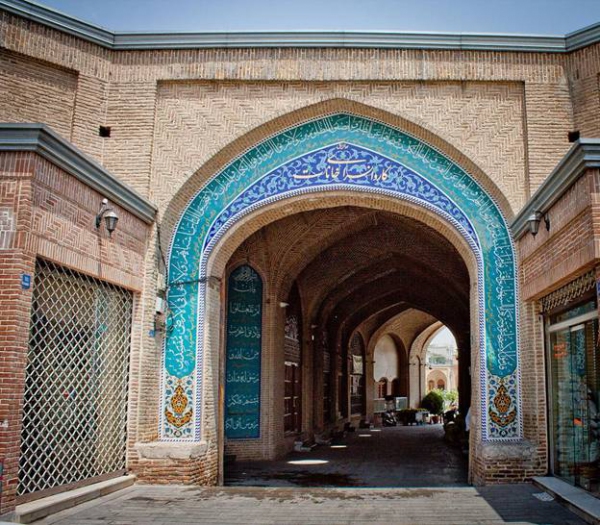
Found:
228,205 -> 470,350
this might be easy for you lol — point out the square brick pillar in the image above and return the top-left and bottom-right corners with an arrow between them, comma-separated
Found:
0,152 -> 35,515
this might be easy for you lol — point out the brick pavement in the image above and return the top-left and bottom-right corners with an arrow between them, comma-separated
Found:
31,425 -> 586,524
34,484 -> 586,525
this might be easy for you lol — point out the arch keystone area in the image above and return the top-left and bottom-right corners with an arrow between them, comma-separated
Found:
162,113 -> 521,443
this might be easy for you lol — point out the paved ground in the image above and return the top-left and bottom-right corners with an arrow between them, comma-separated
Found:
31,425 -> 587,524
36,484 -> 586,525
226,424 -> 468,487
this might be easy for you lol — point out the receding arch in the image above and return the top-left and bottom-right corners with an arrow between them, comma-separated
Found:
409,321 -> 444,407
373,334 -> 401,385
161,111 -> 521,447
410,322 -> 446,362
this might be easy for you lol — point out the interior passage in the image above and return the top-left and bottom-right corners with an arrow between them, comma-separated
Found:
226,425 -> 468,488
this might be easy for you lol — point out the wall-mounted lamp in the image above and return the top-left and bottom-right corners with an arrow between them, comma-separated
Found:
526,211 -> 550,237
95,198 -> 119,237
279,302 -> 289,308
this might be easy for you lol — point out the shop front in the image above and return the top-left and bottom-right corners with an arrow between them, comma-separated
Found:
544,280 -> 600,495
513,140 -> 600,500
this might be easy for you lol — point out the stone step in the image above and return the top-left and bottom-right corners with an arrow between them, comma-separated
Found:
14,475 -> 135,524
533,476 -> 600,525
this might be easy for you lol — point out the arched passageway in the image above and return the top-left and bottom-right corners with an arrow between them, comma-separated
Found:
220,204 -> 471,485
160,111 -> 521,486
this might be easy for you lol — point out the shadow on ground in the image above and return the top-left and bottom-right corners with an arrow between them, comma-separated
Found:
226,424 -> 468,488
476,484 -> 586,524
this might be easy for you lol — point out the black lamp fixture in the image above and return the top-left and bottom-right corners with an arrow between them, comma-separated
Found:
526,211 -> 550,237
95,198 -> 119,237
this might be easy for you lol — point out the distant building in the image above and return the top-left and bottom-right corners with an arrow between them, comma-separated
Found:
426,341 -> 458,393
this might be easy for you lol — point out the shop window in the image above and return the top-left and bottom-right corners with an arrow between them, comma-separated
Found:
547,298 -> 600,496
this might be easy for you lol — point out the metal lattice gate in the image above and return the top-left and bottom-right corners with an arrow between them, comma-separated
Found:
18,259 -> 133,498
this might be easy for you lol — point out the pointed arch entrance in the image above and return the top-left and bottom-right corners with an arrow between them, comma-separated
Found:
161,113 -> 521,457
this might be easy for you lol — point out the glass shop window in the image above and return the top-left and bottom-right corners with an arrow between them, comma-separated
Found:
547,299 -> 600,496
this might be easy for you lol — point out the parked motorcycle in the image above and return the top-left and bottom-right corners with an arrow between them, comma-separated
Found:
382,409 -> 397,427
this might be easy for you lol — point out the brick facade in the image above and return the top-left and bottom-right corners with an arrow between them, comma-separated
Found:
1,3 -> 600,516
0,150 -> 151,514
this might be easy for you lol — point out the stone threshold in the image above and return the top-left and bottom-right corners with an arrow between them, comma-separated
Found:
533,476 -> 600,525
12,475 -> 135,524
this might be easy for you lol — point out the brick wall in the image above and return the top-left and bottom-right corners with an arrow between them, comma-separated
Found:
519,170 -> 598,301
568,43 -> 600,138
0,152 -> 35,515
0,9 -> 588,219
152,80 -> 528,212
1,6 -> 600,494
0,49 -> 77,140
510,168 -> 600,488
0,151 -> 150,514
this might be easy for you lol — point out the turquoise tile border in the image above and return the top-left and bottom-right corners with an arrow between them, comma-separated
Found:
160,113 -> 521,442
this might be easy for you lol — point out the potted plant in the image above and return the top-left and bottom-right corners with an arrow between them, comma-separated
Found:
421,390 -> 444,423
397,408 -> 417,425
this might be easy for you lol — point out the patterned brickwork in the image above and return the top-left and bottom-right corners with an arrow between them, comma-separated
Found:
71,74 -> 109,164
0,49 -> 77,139
523,82 -> 573,193
0,12 -> 112,80
1,6 -> 600,494
152,80 -> 528,213
0,11 -> 570,85
31,156 -> 148,290
568,42 -> 600,137
0,152 -> 35,515
103,82 -> 157,197
0,9 -> 582,216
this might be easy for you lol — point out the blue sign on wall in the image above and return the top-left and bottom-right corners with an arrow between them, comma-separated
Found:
21,273 -> 31,290
225,265 -> 262,439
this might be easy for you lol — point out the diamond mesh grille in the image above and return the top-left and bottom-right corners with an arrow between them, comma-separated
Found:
18,259 -> 133,497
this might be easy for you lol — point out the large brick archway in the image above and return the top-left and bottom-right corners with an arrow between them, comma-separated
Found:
159,112 -> 522,483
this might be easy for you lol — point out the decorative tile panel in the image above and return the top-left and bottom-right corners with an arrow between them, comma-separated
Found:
162,114 -> 521,442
